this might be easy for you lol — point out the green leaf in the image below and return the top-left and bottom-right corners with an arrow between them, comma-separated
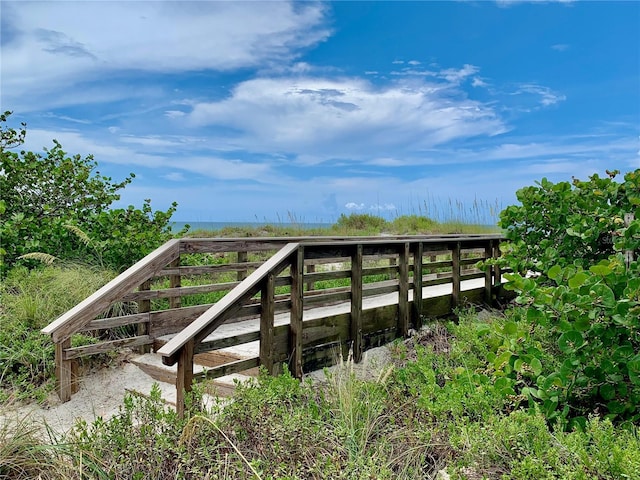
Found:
530,357 -> 543,377
589,284 -> 616,309
568,271 -> 589,289
589,264 -> 613,276
503,321 -> 518,336
558,331 -> 585,353
547,264 -> 563,281
600,384 -> 616,401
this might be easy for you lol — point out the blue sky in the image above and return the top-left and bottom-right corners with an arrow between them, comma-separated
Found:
1,1 -> 638,224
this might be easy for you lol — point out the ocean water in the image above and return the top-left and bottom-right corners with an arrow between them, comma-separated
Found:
171,221 -> 332,232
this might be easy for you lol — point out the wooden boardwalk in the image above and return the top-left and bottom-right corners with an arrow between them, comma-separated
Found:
42,235 -> 506,414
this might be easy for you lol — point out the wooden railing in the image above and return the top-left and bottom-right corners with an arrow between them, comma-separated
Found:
41,235 -> 505,409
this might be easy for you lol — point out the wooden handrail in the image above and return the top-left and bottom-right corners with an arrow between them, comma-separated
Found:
41,239 -> 181,343
158,242 -> 300,366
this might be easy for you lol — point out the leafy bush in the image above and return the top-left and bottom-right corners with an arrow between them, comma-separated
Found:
0,111 -> 185,274
332,213 -> 388,234
493,169 -> 640,424
498,169 -> 639,276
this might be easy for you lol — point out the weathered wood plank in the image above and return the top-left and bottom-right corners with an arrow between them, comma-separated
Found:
260,271 -> 275,373
158,262 -> 264,277
196,330 -> 261,353
351,244 -> 363,362
158,242 -> 300,365
451,242 -> 461,308
398,242 -> 410,337
194,357 -> 260,381
42,239 -> 181,343
290,246 -> 304,378
56,338 -> 73,402
64,335 -> 153,360
176,339 -> 194,418
80,312 -> 150,332
485,242 -> 493,304
303,269 -> 351,283
122,281 -> 241,302
413,242 -> 423,330
136,279 -> 151,354
168,258 -> 182,310
304,290 -> 352,308
237,251 -> 248,281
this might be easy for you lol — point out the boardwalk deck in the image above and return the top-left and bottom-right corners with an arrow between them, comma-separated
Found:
146,276 -> 490,374
42,235 -> 506,409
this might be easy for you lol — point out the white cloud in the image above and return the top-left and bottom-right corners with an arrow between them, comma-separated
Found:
439,64 -> 479,83
551,43 -> 570,51
472,77 -> 489,88
165,110 -> 187,119
370,203 -> 397,212
408,60 -> 421,66
513,84 -> 566,107
164,172 -> 186,182
1,1 -> 330,110
188,75 -> 506,162
345,202 -> 365,210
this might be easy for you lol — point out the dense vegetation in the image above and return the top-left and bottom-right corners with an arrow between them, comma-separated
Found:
1,110 -> 639,478
0,111 -> 185,275
491,170 -> 640,426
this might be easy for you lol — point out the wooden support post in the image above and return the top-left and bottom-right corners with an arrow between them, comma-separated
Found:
388,256 -> 398,280
493,242 -> 502,286
305,263 -> 315,291
237,251 -> 248,281
451,242 -> 461,309
290,246 -> 304,379
351,244 -> 363,363
56,338 -> 75,402
484,241 -> 493,305
169,258 -> 181,310
398,242 -> 410,337
176,339 -> 194,419
412,242 -> 423,330
260,272 -> 275,374
137,279 -> 151,354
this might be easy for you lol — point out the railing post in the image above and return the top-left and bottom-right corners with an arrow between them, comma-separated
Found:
398,242 -> 410,337
451,242 -> 461,308
351,244 -> 363,363
493,241 -> 502,287
137,279 -> 151,354
237,251 -> 248,281
305,263 -> 315,291
55,338 -> 77,402
290,246 -> 304,379
412,242 -> 423,330
260,272 -> 275,374
484,241 -> 493,305
169,258 -> 181,309
388,256 -> 398,280
176,340 -> 194,418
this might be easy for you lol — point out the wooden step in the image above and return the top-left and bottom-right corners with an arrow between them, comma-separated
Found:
130,352 -> 257,398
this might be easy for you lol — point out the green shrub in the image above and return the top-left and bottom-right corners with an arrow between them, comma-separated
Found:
0,111 -> 185,274
332,213 -> 388,234
492,169 -> 640,424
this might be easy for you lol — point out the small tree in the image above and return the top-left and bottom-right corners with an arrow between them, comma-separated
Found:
0,111 -> 185,273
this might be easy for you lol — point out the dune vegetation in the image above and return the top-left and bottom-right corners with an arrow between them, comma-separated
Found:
2,113 -> 640,479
